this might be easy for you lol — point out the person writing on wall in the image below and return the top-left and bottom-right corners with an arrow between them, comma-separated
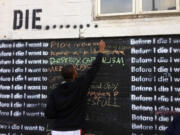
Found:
45,40 -> 106,135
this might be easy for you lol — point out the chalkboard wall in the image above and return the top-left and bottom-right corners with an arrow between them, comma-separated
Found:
0,36 -> 180,135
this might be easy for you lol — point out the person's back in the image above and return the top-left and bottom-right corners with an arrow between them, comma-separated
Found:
47,77 -> 93,130
45,40 -> 106,135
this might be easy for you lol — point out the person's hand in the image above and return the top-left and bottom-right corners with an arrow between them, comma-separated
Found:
47,132 -> 51,135
99,40 -> 106,53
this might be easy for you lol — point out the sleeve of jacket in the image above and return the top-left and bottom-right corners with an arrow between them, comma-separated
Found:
45,91 -> 57,119
80,53 -> 103,87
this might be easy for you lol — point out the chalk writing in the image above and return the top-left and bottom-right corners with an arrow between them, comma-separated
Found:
90,82 -> 119,91
50,41 -> 99,48
49,56 -> 96,65
50,50 -> 125,56
88,90 -> 119,107
1,37 -> 180,135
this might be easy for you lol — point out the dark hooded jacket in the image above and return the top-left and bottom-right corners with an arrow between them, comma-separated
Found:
165,116 -> 180,135
45,53 -> 103,131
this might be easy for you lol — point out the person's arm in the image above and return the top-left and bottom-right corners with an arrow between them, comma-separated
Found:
165,118 -> 176,135
45,91 -> 57,119
46,132 -> 51,135
80,40 -> 106,86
